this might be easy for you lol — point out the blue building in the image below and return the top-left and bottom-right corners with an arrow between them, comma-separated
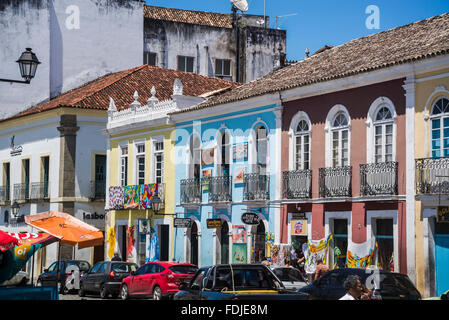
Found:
170,98 -> 283,267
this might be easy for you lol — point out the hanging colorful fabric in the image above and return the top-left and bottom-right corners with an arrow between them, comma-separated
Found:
126,225 -> 137,263
124,185 -> 141,209
346,237 -> 376,268
304,234 -> 333,274
109,186 -> 124,210
141,184 -> 159,209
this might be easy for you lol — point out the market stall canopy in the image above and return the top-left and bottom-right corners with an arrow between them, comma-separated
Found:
24,211 -> 103,249
0,230 -> 19,252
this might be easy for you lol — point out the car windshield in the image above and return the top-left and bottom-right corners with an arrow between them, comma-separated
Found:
190,269 -> 207,288
67,261 -> 90,272
214,267 -> 282,290
169,265 -> 198,275
112,263 -> 137,273
273,268 -> 304,282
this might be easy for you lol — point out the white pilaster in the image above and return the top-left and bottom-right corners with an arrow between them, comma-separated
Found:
274,104 -> 283,244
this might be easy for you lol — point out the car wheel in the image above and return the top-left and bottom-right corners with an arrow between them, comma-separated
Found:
100,284 -> 109,299
153,286 -> 162,300
78,284 -> 86,297
120,284 -> 129,300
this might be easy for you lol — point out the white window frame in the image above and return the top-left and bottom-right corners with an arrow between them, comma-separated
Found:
366,96 -> 397,164
216,128 -> 232,177
429,96 -> 449,158
118,142 -> 129,187
177,55 -> 195,73
331,113 -> 350,168
325,105 -> 351,168
215,59 -> 232,77
289,111 -> 312,171
135,141 -> 146,185
151,136 -> 165,184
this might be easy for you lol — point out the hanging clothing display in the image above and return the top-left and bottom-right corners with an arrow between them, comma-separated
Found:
304,235 -> 333,275
109,186 -> 125,210
146,226 -> 159,262
346,237 -> 376,268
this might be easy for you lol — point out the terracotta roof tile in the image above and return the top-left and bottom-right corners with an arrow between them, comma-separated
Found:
3,65 -> 239,123
144,5 -> 233,29
175,12 -> 449,113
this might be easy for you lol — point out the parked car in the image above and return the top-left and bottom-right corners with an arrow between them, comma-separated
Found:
1,271 -> 29,286
120,261 -> 198,300
271,266 -> 308,291
174,264 -> 310,300
297,268 -> 421,300
424,290 -> 449,300
79,261 -> 138,299
37,260 -> 91,294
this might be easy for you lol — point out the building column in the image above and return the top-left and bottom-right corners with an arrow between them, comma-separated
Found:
311,203 -> 325,240
274,105 -> 283,244
351,202 -> 366,244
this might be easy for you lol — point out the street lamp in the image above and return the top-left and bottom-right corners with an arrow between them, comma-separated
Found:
0,48 -> 41,84
151,196 -> 162,214
11,201 -> 20,219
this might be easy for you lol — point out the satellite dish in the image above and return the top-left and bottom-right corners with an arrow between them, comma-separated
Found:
231,0 -> 248,12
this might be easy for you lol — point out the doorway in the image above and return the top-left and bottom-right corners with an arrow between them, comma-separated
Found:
254,222 -> 266,262
158,224 -> 169,261
190,223 -> 198,266
435,221 -> 449,295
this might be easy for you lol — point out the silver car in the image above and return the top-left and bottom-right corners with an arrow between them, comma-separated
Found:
271,267 -> 307,291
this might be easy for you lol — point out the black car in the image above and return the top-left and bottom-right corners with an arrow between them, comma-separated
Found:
37,260 -> 91,294
79,261 -> 138,299
297,268 -> 421,300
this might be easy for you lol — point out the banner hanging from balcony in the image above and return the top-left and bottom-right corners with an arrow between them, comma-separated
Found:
346,237 -> 376,268
126,225 -> 137,263
141,184 -> 159,209
304,234 -> 332,274
146,226 -> 159,263
124,185 -> 141,209
109,186 -> 124,210
290,220 -> 308,236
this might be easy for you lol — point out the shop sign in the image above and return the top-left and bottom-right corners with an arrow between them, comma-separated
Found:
83,212 -> 105,220
206,219 -> 222,229
291,219 -> 308,236
241,212 -> 261,225
174,218 -> 192,228
437,206 -> 449,223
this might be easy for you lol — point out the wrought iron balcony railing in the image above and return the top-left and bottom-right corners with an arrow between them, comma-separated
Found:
243,173 -> 270,201
319,166 -> 352,198
207,176 -> 232,202
416,157 -> 449,194
282,170 -> 312,199
90,180 -> 106,199
180,178 -> 202,204
30,182 -> 50,201
13,183 -> 30,202
360,161 -> 398,196
0,185 -> 11,204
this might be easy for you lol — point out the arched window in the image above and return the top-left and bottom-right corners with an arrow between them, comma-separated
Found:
431,97 -> 449,158
331,112 -> 349,167
294,119 -> 310,170
190,136 -> 201,179
373,105 -> 394,163
218,131 -> 231,176
255,125 -> 268,174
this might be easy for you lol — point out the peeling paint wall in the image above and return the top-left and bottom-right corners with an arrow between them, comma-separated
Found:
0,0 -> 144,120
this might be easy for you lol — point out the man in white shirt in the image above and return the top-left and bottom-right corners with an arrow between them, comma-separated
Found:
339,275 -> 365,300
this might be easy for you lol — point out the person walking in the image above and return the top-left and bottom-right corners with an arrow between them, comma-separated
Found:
339,275 -> 371,300
313,257 -> 329,281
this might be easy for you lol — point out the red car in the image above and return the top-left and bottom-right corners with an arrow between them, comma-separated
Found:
120,261 -> 198,300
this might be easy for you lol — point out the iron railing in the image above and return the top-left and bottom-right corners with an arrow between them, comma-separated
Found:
360,161 -> 398,196
207,176 -> 232,202
243,173 -> 270,201
282,170 -> 312,199
13,183 -> 30,202
90,180 -> 106,199
180,178 -> 202,204
0,185 -> 10,204
416,157 -> 449,194
30,182 -> 50,201
319,166 -> 352,198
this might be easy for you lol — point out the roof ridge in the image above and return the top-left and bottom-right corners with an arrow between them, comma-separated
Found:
144,5 -> 232,17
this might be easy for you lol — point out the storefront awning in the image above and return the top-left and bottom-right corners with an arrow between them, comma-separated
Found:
25,211 -> 103,249
0,230 -> 19,252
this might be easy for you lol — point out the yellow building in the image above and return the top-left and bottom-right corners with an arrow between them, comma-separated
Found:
102,65 -> 237,265
413,64 -> 449,297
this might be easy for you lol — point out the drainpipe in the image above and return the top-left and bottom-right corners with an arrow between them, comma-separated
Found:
232,6 -> 240,83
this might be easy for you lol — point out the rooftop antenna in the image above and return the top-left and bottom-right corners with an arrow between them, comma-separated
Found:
275,13 -> 298,29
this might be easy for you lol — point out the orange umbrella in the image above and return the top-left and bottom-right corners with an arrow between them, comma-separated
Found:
24,211 -> 103,249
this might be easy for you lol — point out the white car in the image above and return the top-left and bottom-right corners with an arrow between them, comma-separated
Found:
271,267 -> 307,291
1,271 -> 29,286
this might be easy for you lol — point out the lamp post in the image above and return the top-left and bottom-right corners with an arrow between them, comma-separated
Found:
0,48 -> 41,84
11,201 -> 20,220
151,196 -> 162,214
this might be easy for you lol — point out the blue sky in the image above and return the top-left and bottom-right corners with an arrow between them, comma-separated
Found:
145,0 -> 449,61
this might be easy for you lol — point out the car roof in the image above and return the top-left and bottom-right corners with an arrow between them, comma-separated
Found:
144,261 -> 197,267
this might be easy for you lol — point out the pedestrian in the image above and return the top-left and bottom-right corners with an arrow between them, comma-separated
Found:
339,275 -> 371,300
261,257 -> 270,267
313,257 -> 329,281
111,252 -> 122,261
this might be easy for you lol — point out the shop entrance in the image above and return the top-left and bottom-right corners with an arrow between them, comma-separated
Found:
190,223 -> 198,266
218,221 -> 229,264
158,224 -> 169,261
435,221 -> 449,295
254,222 -> 266,262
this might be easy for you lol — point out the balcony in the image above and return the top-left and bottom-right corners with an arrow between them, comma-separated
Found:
90,180 -> 106,200
319,166 -> 352,198
282,170 -> 312,199
0,186 -> 10,204
13,183 -> 30,202
207,176 -> 232,203
243,173 -> 270,201
180,178 -> 202,205
360,162 -> 398,196
416,157 -> 449,194
30,182 -> 50,201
